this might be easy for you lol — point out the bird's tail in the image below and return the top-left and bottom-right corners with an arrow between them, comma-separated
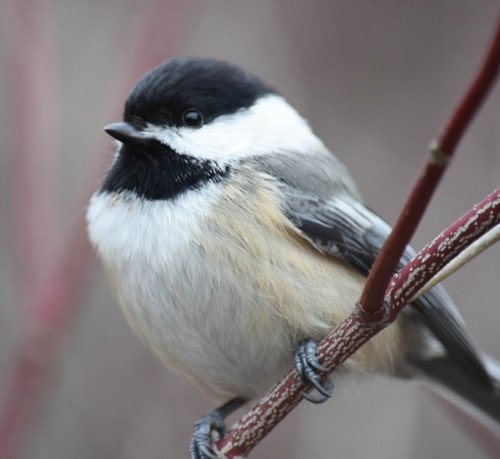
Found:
411,353 -> 500,436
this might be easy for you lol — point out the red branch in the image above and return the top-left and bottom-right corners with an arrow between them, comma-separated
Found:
0,224 -> 92,457
1,0 -> 61,300
215,12 -> 500,459
387,189 -> 500,315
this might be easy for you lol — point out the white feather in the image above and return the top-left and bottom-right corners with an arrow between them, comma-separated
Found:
87,187 -> 219,265
143,94 -> 327,164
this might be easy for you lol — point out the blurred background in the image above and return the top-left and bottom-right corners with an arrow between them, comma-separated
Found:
1,1 -> 500,458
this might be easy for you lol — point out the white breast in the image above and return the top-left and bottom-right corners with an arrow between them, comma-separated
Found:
87,187 -> 216,267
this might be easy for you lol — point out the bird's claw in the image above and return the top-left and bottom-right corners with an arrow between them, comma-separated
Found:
294,338 -> 334,404
189,412 -> 226,459
300,376 -> 334,403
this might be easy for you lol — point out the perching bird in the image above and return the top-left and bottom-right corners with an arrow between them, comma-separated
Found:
86,57 -> 500,458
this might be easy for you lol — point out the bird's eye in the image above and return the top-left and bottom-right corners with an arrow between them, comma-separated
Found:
182,109 -> 204,128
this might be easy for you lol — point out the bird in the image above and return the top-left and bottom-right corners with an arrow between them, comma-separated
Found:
86,57 -> 500,458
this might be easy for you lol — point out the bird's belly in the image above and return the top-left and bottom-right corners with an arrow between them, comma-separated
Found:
106,246 -> 303,400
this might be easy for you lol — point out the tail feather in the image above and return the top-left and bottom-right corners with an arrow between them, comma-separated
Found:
412,354 -> 500,435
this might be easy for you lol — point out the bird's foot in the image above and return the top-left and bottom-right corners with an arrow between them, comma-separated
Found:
189,396 -> 247,459
294,338 -> 334,403
189,411 -> 226,459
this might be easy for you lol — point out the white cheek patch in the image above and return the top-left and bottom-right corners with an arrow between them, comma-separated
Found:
143,94 -> 326,162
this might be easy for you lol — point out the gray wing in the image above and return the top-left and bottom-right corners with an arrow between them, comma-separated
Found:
256,152 -> 495,394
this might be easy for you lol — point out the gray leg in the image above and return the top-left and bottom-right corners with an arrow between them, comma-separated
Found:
189,396 -> 248,459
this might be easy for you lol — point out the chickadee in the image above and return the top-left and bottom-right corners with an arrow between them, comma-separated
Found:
87,57 -> 500,458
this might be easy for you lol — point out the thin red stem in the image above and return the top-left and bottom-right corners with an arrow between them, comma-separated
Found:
439,11 -> 500,154
0,225 -> 92,458
1,0 -> 61,297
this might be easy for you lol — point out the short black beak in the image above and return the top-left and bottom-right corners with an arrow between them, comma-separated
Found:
103,122 -> 147,144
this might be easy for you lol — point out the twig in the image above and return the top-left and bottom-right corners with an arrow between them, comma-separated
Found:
0,225 -> 92,458
410,213 -> 500,302
1,0 -> 61,300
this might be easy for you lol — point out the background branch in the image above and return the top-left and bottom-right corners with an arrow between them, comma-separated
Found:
0,2 -> 190,457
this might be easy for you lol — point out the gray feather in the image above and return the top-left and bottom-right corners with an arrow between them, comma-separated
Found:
256,151 -> 362,202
